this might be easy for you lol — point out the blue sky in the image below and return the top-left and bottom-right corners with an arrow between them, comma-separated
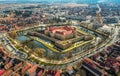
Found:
0,0 -> 120,3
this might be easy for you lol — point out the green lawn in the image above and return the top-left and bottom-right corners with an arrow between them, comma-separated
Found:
28,28 -> 96,53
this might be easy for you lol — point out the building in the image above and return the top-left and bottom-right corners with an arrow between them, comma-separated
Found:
27,65 -> 37,76
44,26 -> 77,40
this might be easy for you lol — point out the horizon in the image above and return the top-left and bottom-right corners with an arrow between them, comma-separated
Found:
0,0 -> 120,4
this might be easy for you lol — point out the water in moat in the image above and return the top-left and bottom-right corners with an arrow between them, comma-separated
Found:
16,35 -> 65,59
16,25 -> 90,59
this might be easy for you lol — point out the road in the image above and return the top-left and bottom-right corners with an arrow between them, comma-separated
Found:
111,26 -> 120,43
0,24 -> 120,70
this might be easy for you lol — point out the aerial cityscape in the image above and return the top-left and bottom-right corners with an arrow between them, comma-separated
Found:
0,0 -> 120,76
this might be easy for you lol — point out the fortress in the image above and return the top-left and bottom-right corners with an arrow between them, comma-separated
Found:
44,26 -> 77,40
27,25 -> 93,50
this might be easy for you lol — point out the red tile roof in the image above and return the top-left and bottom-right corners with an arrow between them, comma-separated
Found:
0,26 -> 6,29
28,65 -> 37,73
55,70 -> 60,76
5,62 -> 13,70
46,26 -> 75,35
14,62 -> 23,71
0,69 -> 5,76
21,62 -> 32,74
13,73 -> 20,76
37,70 -> 44,76
4,69 -> 13,76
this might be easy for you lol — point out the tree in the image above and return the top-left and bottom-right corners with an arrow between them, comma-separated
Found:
9,31 -> 18,39
28,41 -> 36,49
21,39 -> 35,49
34,48 -> 45,58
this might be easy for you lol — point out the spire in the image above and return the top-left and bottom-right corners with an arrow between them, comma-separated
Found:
94,4 -> 103,26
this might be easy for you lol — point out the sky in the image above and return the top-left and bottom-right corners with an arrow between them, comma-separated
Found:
0,0 -> 120,3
